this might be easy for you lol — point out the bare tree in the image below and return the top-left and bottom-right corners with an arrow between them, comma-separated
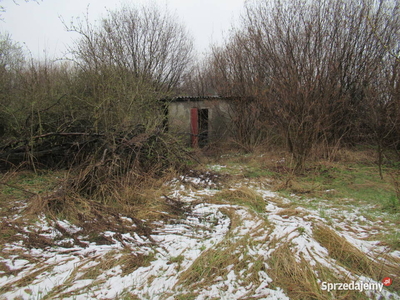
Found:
67,4 -> 193,91
0,0 -> 41,19
206,32 -> 271,150
64,4 -> 193,133
0,3 -> 195,184
363,0 -> 400,177
208,0 -> 400,171
179,57 -> 216,97
0,33 -> 25,137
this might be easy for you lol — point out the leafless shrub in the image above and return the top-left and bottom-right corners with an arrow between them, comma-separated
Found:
207,0 -> 400,172
1,3 -> 194,167
0,4 -> 196,222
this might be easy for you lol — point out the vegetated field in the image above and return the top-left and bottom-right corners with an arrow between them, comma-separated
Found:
0,149 -> 399,300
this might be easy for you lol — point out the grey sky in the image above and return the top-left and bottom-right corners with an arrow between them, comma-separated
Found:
0,0 -> 245,60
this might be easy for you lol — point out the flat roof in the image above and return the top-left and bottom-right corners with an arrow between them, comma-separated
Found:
165,96 -> 238,102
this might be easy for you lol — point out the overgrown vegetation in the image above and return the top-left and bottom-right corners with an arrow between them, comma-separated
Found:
1,0 -> 399,217
189,0 -> 400,172
0,1 -> 399,298
1,150 -> 399,299
0,3 -> 195,227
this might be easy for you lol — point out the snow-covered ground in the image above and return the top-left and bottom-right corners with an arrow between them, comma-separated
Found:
0,169 -> 399,300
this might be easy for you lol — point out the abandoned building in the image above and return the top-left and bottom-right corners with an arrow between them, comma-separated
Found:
165,96 -> 235,147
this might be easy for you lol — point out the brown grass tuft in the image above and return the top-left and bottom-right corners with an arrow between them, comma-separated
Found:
313,225 -> 376,278
215,187 -> 266,213
276,208 -> 307,218
268,242 -> 370,300
313,224 -> 400,293
268,242 -> 325,300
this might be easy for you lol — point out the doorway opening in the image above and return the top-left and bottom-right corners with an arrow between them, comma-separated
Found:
198,109 -> 208,147
190,108 -> 209,147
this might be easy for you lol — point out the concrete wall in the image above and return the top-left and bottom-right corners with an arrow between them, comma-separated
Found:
168,97 -> 234,146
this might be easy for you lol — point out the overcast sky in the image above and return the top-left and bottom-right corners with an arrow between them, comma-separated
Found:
0,0 -> 245,60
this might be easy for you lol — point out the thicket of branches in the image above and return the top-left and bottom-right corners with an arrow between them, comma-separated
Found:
0,4 -> 194,205
1,0 -> 400,180
190,0 -> 400,172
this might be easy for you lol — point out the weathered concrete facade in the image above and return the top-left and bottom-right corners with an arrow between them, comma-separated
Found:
167,97 -> 234,147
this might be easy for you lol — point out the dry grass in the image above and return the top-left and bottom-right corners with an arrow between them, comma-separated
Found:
0,131 -> 193,244
76,248 -> 154,280
120,250 -> 155,276
267,242 -> 368,300
40,249 -> 155,299
276,208 -> 307,218
175,234 -> 266,294
175,207 -> 270,295
18,169 -> 184,243
1,149 -> 399,299
266,197 -> 297,209
0,264 -> 55,295
214,187 -> 266,213
314,225 -> 376,278
176,243 -> 232,288
268,242 -> 325,300
313,224 -> 400,293
332,148 -> 377,165
0,219 -> 20,248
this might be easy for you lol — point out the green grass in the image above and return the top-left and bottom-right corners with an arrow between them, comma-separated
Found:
212,151 -> 400,252
1,149 -> 399,299
169,254 -> 185,271
382,195 -> 400,213
0,170 -> 64,203
173,293 -> 199,300
169,254 -> 184,264
386,231 -> 400,249
267,162 -> 399,214
243,167 -> 276,178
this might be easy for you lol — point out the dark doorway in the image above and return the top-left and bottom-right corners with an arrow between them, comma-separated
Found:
190,108 -> 209,148
198,109 -> 209,147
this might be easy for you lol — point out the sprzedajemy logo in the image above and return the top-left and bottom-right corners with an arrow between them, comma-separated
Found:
382,277 -> 393,287
321,280 -> 391,293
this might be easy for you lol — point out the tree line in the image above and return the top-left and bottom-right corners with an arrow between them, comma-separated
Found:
0,4 -> 193,169
185,0 -> 400,172
0,3 -> 197,206
1,0 -> 399,175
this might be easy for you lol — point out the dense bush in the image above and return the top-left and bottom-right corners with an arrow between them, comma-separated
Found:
0,4 -> 193,170
200,0 -> 400,171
